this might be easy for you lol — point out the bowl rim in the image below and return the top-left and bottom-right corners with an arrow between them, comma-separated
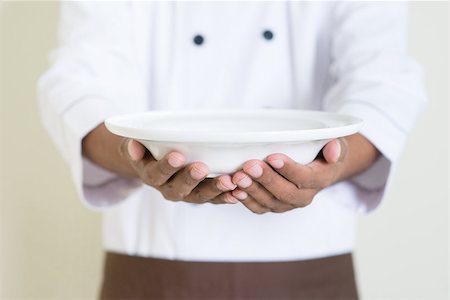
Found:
105,109 -> 363,144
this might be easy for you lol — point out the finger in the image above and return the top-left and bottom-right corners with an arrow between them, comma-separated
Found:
128,139 -> 146,161
134,151 -> 186,187
119,138 -> 141,160
241,160 -> 302,207
234,193 -> 271,215
322,139 -> 342,163
159,162 -> 209,201
232,171 -> 291,211
233,188 -> 295,212
184,175 -> 237,203
209,192 -> 239,205
266,153 -> 326,189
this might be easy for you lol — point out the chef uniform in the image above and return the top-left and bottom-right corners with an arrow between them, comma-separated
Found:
38,1 -> 426,299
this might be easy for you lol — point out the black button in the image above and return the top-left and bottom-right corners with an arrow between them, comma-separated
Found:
193,34 -> 204,46
262,30 -> 274,41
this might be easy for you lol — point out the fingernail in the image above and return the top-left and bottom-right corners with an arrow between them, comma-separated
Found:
127,140 -> 142,161
233,190 -> 248,200
168,153 -> 185,168
268,159 -> 284,169
217,176 -> 237,191
190,165 -> 208,180
224,194 -> 239,204
237,175 -> 252,188
245,163 -> 263,178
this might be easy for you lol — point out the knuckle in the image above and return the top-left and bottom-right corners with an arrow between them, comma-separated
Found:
144,173 -> 164,187
174,190 -> 189,200
161,191 -> 175,201
143,177 -> 157,187
161,185 -> 187,201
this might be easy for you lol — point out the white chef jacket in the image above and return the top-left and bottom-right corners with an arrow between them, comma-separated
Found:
38,2 -> 426,262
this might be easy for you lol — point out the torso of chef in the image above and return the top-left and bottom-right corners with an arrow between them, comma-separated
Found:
38,2 -> 426,262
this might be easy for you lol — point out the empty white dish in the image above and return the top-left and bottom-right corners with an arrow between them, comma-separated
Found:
105,109 -> 363,176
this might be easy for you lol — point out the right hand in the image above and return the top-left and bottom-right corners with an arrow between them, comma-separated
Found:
120,139 -> 239,204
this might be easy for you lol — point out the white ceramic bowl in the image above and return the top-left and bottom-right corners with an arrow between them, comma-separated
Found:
105,109 -> 362,176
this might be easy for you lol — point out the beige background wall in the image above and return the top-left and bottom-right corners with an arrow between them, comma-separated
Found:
0,2 -> 102,299
0,2 -> 448,299
354,3 -> 448,299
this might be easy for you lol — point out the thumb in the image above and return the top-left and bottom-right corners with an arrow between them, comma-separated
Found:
322,139 -> 344,164
126,139 -> 146,161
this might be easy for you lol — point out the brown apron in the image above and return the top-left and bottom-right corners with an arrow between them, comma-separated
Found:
100,252 -> 358,299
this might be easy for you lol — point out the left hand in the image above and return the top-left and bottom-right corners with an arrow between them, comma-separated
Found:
230,134 -> 379,214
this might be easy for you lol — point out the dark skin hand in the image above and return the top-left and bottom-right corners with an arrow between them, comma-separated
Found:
82,123 -> 239,204
230,135 -> 379,214
82,123 -> 379,213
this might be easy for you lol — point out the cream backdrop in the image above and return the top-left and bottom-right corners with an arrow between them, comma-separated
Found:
0,2 -> 448,299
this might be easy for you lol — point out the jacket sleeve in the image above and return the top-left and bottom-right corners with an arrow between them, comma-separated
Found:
37,2 -> 145,211
322,2 -> 427,213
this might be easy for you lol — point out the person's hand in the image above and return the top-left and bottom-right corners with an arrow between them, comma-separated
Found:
82,123 -> 239,205
230,134 -> 379,214
121,139 -> 239,204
